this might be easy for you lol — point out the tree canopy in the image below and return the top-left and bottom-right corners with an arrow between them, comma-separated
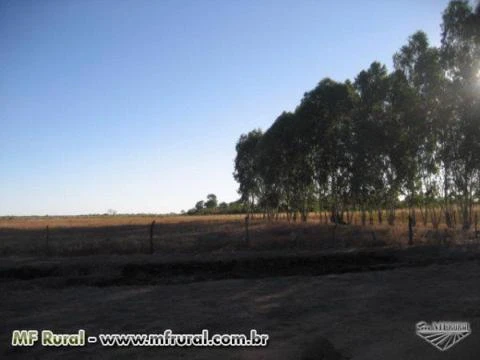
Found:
233,1 -> 480,228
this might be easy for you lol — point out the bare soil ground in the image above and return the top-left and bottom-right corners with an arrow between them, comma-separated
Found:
2,245 -> 480,359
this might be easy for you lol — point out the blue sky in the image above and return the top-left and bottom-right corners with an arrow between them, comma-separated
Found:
1,0 -> 450,215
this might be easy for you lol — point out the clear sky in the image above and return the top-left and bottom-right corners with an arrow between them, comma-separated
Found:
1,0 -> 451,215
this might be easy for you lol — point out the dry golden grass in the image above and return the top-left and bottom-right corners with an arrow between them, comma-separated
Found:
1,204 -> 478,230
0,214 -> 246,230
0,209 -> 478,257
0,214 -> 254,256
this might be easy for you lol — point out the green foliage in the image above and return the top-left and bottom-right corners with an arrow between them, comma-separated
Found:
205,194 -> 218,209
232,1 -> 480,225
233,129 -> 263,211
187,195 -> 246,215
195,200 -> 204,211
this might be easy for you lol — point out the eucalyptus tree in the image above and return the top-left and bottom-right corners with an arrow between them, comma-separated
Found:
231,0 -> 479,229
297,78 -> 356,224
386,68 -> 426,225
441,0 -> 480,229
287,110 -> 316,222
352,62 -> 392,225
256,113 -> 290,219
257,111 -> 315,222
233,129 -> 264,216
393,31 -> 445,226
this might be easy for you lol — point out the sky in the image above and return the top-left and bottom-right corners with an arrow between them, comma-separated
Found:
0,0 -> 451,216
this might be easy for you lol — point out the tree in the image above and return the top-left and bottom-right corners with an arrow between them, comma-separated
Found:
205,194 -> 218,209
230,0 -> 479,231
195,200 -> 204,211
296,78 -> 356,224
256,111 -> 315,221
393,30 -> 445,226
441,0 -> 480,229
352,62 -> 392,225
218,202 -> 228,210
233,129 -> 263,216
391,31 -> 445,225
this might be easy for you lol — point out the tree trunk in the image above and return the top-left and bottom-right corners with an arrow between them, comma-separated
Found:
387,206 -> 395,226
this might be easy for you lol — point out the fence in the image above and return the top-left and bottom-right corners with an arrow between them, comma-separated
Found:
0,209 -> 478,257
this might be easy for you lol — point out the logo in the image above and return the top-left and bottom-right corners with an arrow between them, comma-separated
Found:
415,321 -> 471,351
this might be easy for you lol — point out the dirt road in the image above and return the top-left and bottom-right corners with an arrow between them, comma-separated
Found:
2,255 -> 480,359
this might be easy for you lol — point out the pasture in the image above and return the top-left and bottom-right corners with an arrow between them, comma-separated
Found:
0,210 -> 478,256
2,212 -> 480,359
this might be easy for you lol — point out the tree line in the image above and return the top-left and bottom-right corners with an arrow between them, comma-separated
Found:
184,194 -> 247,215
234,1 -> 480,229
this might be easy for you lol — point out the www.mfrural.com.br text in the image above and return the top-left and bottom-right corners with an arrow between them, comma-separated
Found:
11,329 -> 269,348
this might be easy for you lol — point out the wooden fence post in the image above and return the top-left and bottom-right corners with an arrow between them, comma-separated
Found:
149,220 -> 156,254
475,212 -> 478,239
45,225 -> 50,256
245,215 -> 250,245
408,216 -> 413,246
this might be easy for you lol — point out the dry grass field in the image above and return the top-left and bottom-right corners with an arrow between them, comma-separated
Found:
0,210 -> 478,256
0,212 -> 473,257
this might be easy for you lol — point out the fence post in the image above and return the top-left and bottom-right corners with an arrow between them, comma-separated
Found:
45,225 -> 50,256
408,215 -> 413,246
475,212 -> 478,239
149,221 -> 156,254
245,215 -> 250,245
